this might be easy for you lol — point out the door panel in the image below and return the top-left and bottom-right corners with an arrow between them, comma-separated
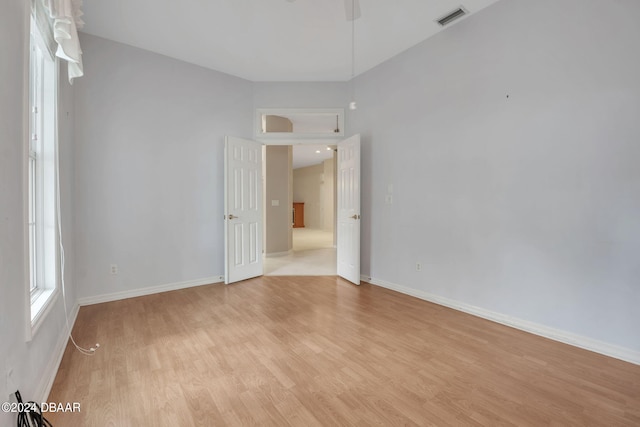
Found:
337,134 -> 361,285
225,136 -> 263,284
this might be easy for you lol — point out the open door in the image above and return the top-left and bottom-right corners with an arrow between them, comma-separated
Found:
224,136 -> 263,284
337,134 -> 361,285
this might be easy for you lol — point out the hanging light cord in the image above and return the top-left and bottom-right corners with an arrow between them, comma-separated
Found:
351,0 -> 355,80
349,0 -> 357,110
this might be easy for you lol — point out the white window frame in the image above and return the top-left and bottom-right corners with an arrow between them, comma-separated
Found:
255,108 -> 345,142
26,15 -> 60,340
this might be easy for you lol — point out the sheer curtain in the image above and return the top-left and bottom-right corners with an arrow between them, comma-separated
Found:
34,0 -> 84,83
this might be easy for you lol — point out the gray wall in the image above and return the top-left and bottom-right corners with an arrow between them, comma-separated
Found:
293,164 -> 324,229
321,157 -> 336,232
265,145 -> 293,254
0,1 -> 78,423
351,0 -> 640,352
74,34 -> 253,299
253,82 -> 349,110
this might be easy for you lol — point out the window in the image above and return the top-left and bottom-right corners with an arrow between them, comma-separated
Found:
28,16 -> 59,334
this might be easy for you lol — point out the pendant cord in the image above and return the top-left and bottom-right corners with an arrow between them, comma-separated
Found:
351,0 -> 355,80
350,0 -> 357,109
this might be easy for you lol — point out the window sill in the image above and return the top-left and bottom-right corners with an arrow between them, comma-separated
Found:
29,287 -> 59,340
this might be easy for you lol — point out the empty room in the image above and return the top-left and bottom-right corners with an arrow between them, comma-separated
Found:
1,0 -> 639,426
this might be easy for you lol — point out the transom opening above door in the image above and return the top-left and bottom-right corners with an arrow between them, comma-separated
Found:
256,108 -> 345,142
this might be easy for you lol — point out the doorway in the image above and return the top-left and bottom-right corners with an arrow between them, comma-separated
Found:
224,134 -> 360,285
263,143 -> 337,275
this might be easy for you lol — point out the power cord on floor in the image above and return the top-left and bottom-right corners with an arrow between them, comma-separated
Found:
56,136 -> 100,357
14,390 -> 52,427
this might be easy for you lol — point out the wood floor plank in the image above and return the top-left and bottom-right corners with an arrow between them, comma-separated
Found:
47,276 -> 640,426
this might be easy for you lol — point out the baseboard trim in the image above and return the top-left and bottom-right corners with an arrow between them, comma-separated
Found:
361,275 -> 640,366
39,303 -> 79,402
77,276 -> 224,306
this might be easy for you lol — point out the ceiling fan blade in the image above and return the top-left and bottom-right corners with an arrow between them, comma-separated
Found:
344,0 -> 361,21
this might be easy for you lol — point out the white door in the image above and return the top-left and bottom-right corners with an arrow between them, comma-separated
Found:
337,134 -> 361,285
224,136 -> 263,284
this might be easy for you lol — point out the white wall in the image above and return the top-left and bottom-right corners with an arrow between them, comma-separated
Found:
293,164 -> 324,229
74,34 -> 253,299
351,0 -> 640,355
0,2 -> 78,423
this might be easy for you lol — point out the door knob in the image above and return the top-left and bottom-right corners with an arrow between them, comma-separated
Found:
350,214 -> 361,220
228,214 -> 238,220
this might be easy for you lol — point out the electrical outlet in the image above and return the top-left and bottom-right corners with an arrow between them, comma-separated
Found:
385,194 -> 393,205
416,262 -> 422,271
110,264 -> 118,275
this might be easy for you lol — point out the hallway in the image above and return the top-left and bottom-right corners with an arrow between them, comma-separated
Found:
264,228 -> 336,275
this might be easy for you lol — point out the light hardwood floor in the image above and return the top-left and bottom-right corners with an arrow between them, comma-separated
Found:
48,277 -> 640,426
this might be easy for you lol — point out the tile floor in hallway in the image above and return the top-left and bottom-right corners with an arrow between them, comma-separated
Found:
264,228 -> 335,275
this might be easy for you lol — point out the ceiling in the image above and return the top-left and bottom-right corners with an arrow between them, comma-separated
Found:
80,0 -> 501,82
293,145 -> 335,170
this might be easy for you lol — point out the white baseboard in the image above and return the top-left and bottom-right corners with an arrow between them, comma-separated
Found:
361,275 -> 640,366
77,275 -> 224,306
39,303 -> 79,402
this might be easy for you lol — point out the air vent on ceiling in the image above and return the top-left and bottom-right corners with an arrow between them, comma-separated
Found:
437,7 -> 467,26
